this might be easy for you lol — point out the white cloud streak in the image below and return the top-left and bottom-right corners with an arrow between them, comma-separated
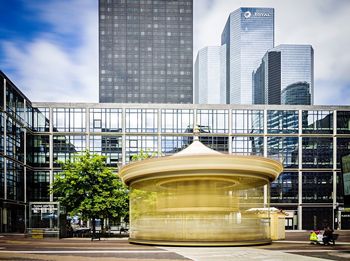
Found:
2,0 -> 98,102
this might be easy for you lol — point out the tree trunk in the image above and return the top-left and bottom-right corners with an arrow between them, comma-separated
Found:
101,218 -> 104,235
91,218 -> 96,241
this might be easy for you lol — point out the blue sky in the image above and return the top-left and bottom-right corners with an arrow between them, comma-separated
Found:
1,0 -> 350,104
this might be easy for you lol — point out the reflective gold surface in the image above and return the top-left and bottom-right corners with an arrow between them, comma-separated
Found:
119,143 -> 283,246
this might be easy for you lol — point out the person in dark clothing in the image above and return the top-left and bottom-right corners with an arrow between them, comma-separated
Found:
322,225 -> 334,245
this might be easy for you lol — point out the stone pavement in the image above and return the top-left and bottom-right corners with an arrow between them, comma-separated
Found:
162,246 -> 330,261
0,231 -> 350,260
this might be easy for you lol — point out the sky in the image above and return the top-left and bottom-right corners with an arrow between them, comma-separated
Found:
0,0 -> 350,105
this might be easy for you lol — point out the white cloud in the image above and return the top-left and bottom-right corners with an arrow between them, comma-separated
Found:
2,0 -> 98,102
2,0 -> 350,105
194,0 -> 350,105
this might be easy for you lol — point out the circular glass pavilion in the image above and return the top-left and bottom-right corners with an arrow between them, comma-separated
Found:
119,137 -> 283,246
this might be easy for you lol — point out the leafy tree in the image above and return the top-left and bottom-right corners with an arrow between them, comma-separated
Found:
51,151 -> 128,239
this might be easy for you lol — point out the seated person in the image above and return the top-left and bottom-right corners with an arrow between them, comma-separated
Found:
322,225 -> 334,245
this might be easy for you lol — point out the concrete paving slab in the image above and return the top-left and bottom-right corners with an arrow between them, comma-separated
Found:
161,246 -> 330,261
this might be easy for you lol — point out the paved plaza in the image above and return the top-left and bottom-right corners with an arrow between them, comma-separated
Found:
0,232 -> 350,261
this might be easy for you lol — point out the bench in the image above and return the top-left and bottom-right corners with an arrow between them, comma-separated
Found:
329,234 -> 339,245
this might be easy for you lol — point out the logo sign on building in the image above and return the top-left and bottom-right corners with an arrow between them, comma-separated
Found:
341,155 -> 350,208
243,10 -> 271,19
244,11 -> 251,19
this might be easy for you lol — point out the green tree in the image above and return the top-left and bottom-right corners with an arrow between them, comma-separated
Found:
51,151 -> 128,239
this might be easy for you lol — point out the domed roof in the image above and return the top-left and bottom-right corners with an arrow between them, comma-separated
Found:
119,125 -> 283,186
172,139 -> 222,157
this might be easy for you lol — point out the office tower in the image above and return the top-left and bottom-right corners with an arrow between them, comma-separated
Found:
99,0 -> 193,103
194,46 -> 226,104
274,44 -> 314,104
221,7 -> 274,104
253,44 -> 313,105
253,51 -> 281,104
282,82 -> 311,105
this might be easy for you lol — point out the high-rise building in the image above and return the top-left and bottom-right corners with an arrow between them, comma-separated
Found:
99,0 -> 193,103
253,51 -> 281,104
253,44 -> 313,105
194,46 -> 226,104
221,7 -> 274,104
273,44 -> 314,104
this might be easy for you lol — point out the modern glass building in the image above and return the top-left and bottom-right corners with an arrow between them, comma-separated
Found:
1,71 -> 350,232
194,46 -> 226,104
221,7 -> 274,104
253,44 -> 313,105
99,0 -> 193,103
253,51 -> 281,104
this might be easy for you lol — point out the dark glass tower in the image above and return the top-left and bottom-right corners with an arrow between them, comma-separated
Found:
99,0 -> 193,103
253,51 -> 281,104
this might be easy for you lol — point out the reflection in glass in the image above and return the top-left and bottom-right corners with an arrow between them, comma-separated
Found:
53,135 -> 86,166
90,108 -> 122,132
126,136 -> 158,162
302,110 -> 333,134
161,109 -> 193,133
267,110 -> 298,134
90,135 -> 122,167
302,138 -> 332,168
197,109 -> 228,133
337,111 -> 350,134
302,172 -> 333,203
271,172 -> 298,203
53,108 -> 86,132
126,109 -> 158,133
267,137 -> 298,168
232,110 -> 264,134
232,136 -> 263,156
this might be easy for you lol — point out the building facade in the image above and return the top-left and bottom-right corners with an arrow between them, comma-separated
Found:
253,51 -> 281,104
1,71 -> 350,232
273,44 -> 314,104
194,46 -> 226,104
99,0 -> 193,103
253,44 -> 313,105
221,7 -> 274,104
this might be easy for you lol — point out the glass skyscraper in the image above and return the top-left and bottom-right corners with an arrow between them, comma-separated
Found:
221,7 -> 274,104
253,44 -> 314,105
194,46 -> 226,104
273,44 -> 314,104
253,51 -> 281,104
99,0 -> 193,103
